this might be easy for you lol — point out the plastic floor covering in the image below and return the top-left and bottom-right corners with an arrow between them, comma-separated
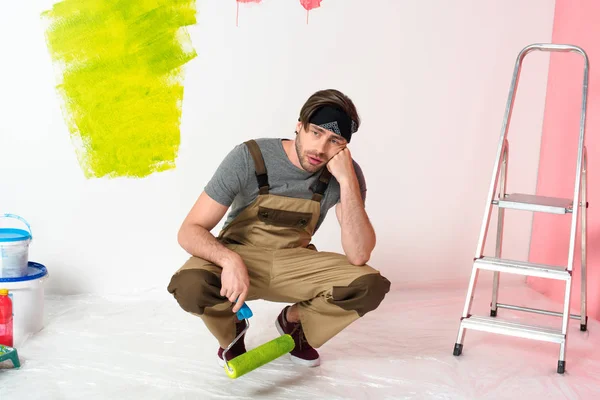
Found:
1,281 -> 599,399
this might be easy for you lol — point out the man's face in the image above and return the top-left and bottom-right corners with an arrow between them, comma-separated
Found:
295,122 -> 347,173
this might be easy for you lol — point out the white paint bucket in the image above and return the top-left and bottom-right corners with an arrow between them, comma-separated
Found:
0,262 -> 48,347
0,214 -> 32,278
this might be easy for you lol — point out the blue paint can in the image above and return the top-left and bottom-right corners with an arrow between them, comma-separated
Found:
0,214 -> 32,278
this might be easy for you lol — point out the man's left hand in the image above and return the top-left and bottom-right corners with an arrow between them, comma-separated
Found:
326,148 -> 356,185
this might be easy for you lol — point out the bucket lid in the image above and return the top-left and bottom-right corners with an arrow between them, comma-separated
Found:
0,262 -> 47,283
0,228 -> 31,243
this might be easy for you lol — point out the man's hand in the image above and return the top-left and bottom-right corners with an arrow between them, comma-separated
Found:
220,254 -> 250,313
326,148 -> 356,184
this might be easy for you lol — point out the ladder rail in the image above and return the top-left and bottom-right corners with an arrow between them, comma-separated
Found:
496,302 -> 583,320
581,147 -> 588,328
474,81 -> 517,257
519,43 -> 588,55
566,50 -> 590,273
491,142 -> 508,315
559,45 -> 589,369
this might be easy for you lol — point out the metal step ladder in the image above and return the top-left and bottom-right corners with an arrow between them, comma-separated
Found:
453,43 -> 589,375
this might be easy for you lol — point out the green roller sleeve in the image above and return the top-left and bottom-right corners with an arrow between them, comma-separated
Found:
225,334 -> 295,379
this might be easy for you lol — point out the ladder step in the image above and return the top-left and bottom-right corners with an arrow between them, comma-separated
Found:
475,257 -> 570,280
495,193 -> 572,214
461,316 -> 564,344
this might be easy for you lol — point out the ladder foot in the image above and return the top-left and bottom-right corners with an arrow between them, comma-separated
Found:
490,309 -> 497,317
453,343 -> 463,356
581,316 -> 588,331
557,360 -> 566,374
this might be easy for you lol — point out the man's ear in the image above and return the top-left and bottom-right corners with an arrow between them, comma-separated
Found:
296,121 -> 303,134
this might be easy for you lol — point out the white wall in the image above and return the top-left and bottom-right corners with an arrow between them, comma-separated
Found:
0,0 -> 556,295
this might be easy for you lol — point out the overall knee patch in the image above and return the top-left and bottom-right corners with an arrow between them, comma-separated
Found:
167,269 -> 226,315
329,273 -> 391,316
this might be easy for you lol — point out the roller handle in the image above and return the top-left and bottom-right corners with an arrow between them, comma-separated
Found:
236,302 -> 253,320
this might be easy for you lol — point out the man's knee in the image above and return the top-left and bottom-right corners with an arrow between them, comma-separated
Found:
167,269 -> 225,315
329,272 -> 391,317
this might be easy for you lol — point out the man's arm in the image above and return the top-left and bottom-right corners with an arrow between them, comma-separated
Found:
328,149 -> 376,265
178,191 -> 239,267
178,191 -> 250,312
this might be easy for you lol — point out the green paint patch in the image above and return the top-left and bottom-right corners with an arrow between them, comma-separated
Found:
42,0 -> 197,178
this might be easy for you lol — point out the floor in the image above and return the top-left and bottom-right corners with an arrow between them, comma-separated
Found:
1,281 -> 599,399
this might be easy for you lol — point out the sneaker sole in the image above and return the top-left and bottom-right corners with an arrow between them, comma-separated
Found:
275,318 -> 321,367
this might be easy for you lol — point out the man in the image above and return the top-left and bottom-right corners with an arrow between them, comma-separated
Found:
167,89 -> 391,368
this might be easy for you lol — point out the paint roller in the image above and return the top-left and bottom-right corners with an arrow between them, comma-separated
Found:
222,302 -> 295,379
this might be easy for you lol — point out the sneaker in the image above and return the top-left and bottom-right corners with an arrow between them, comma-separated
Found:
217,319 -> 248,367
275,306 -> 320,367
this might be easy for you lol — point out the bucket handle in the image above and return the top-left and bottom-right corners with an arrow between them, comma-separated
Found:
1,214 -> 32,239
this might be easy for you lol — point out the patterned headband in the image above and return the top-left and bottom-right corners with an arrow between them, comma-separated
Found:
307,105 -> 358,143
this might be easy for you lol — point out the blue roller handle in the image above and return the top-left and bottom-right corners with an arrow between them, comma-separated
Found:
236,302 -> 253,320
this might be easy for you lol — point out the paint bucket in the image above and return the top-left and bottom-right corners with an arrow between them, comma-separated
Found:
0,262 -> 48,347
0,214 -> 32,278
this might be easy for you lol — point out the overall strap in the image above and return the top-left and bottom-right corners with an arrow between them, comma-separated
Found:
311,167 -> 332,202
244,140 -> 269,195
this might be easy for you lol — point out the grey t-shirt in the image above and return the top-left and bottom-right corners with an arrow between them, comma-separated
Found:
204,138 -> 367,232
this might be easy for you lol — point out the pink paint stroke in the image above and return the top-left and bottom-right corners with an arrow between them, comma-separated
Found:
236,0 -> 261,27
300,0 -> 322,11
300,0 -> 322,24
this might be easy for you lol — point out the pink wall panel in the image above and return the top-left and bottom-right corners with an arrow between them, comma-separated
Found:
528,0 -> 600,321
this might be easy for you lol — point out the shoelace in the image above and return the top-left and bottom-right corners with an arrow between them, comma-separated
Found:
290,323 -> 309,350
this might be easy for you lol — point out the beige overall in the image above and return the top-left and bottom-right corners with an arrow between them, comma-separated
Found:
167,140 -> 390,349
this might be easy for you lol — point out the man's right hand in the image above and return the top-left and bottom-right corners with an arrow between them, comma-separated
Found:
220,254 -> 250,313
